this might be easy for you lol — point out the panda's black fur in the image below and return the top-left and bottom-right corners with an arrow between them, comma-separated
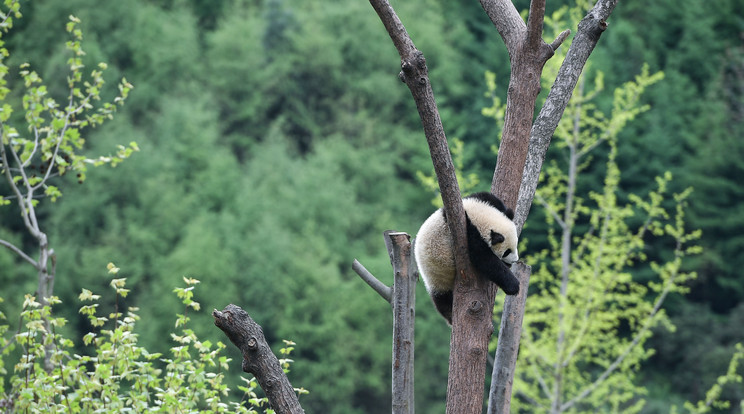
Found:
414,192 -> 520,324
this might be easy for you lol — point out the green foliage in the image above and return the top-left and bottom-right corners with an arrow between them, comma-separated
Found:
589,0 -> 744,310
0,10 -> 136,201
675,343 -> 744,414
0,265 -> 304,413
481,70 -> 507,149
645,302 -> 744,413
0,1 -> 138,357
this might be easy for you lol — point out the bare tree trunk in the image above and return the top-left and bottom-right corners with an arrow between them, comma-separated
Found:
353,230 -> 417,412
388,232 -> 417,414
213,305 -> 305,414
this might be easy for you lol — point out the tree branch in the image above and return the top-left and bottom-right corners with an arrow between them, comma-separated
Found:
0,238 -> 38,268
526,0 -> 546,51
478,0 -> 526,58
367,0 -> 416,60
352,259 -> 392,303
489,2 -> 618,413
487,262 -> 532,414
367,2 -> 489,412
213,305 -> 305,414
388,232 -> 416,414
1,130 -> 45,243
367,0 -> 465,250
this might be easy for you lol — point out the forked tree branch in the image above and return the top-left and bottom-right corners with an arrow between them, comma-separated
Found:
353,231 -> 417,413
366,0 -> 618,412
516,0 -> 619,230
493,2 -> 619,413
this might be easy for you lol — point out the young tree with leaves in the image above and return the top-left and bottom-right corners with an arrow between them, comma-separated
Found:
509,61 -> 703,412
0,1 -> 136,369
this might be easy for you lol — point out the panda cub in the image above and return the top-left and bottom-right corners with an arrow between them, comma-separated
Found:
414,192 -> 520,324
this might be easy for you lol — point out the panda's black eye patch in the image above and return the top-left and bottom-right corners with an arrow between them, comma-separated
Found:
491,230 -> 505,245
503,249 -> 512,258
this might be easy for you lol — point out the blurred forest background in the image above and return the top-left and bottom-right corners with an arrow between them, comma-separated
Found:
1,0 -> 743,412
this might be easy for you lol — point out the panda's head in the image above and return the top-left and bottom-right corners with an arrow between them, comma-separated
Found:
463,192 -> 519,265
489,227 -> 519,265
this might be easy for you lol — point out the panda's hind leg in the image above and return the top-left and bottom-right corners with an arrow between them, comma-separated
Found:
430,290 -> 453,326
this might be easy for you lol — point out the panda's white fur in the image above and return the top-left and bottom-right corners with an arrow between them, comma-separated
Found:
414,193 -> 519,323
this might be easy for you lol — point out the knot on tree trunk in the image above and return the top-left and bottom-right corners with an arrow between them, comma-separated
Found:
579,15 -> 609,42
467,299 -> 486,318
399,50 -> 427,84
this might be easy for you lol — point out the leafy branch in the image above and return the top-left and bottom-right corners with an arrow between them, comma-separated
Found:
0,6 -> 136,301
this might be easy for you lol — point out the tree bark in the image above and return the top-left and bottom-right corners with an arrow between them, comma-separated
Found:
446,0 -> 564,411
213,305 -> 305,414
388,232 -> 417,414
352,230 -> 417,412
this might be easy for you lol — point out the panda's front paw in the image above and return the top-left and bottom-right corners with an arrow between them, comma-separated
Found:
500,274 -> 520,295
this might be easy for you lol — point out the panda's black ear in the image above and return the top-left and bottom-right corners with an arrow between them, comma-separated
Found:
505,207 -> 515,221
491,230 -> 505,245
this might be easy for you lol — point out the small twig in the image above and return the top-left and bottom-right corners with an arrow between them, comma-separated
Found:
549,29 -> 571,52
0,239 -> 38,268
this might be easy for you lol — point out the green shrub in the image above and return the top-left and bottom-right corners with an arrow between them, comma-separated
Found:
0,264 -> 305,413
